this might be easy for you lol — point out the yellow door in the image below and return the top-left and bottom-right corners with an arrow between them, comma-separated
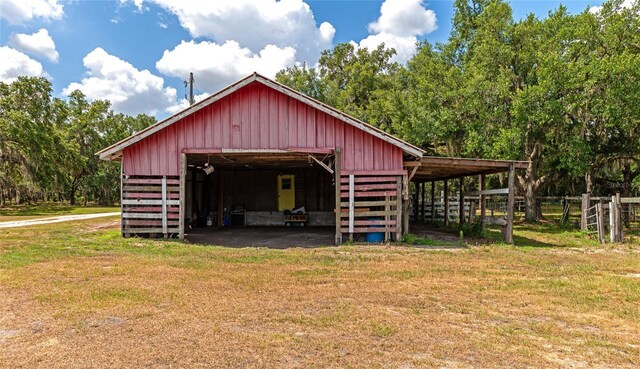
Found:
277,175 -> 295,211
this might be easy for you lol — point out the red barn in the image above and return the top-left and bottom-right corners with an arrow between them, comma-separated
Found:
98,73 -> 525,245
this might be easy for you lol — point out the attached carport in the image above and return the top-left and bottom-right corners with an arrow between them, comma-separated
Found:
404,156 -> 529,243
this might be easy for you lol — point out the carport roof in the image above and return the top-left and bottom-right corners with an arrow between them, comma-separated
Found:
405,156 -> 529,181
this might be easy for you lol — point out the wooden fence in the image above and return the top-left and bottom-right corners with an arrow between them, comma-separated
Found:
121,175 -> 180,237
339,174 -> 401,241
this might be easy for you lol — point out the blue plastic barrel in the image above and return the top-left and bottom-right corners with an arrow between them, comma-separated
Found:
365,223 -> 384,243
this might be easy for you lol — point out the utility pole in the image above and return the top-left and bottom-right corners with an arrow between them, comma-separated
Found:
184,72 -> 195,106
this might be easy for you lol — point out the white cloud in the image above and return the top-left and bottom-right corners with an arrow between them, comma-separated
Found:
355,0 -> 437,64
8,29 -> 59,63
64,48 -> 179,116
156,40 -> 296,92
368,0 -> 436,37
590,0 -> 637,14
0,46 -> 44,83
0,0 -> 63,24
128,0 -> 334,62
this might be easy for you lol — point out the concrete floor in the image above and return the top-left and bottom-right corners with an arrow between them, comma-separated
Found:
185,226 -> 335,248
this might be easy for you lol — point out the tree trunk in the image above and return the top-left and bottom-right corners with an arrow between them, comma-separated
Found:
519,139 -> 544,222
585,169 -> 593,195
69,187 -> 76,206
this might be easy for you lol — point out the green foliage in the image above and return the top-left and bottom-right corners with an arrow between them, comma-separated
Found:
0,77 -> 155,206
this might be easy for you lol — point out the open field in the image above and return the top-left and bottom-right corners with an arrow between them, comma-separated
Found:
0,204 -> 120,222
1,217 -> 639,368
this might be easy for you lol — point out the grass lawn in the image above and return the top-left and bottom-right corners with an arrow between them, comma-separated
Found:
1,216 -> 639,368
0,203 -> 120,222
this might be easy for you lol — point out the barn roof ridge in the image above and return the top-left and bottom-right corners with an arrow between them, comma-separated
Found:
97,72 -> 425,160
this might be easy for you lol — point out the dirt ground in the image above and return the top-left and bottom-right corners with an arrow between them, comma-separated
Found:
186,226 -> 335,248
1,218 -> 639,368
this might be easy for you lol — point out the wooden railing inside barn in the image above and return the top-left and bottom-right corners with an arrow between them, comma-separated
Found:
121,175 -> 180,237
339,174 -> 402,242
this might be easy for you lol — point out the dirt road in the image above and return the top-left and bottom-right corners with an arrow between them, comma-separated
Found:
0,212 -> 120,229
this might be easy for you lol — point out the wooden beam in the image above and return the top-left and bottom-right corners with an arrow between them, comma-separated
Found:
308,154 -> 334,174
403,161 -> 422,167
466,188 -> 509,196
334,148 -> 342,245
408,166 -> 419,181
505,163 -> 515,244
179,153 -> 186,240
430,181 -> 435,224
459,176 -> 465,226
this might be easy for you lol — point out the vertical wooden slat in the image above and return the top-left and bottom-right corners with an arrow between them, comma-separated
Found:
384,195 -> 390,242
161,176 -> 168,236
505,163 -> 515,244
402,175 -> 409,236
395,177 -> 402,241
120,163 -> 125,237
479,174 -> 486,229
334,147 -> 342,245
179,153 -> 186,240
581,193 -> 590,231
348,174 -> 355,238
459,176 -> 465,226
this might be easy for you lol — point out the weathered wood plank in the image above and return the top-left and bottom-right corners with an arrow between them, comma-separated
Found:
348,174 -> 354,236
340,176 -> 400,184
340,220 -> 396,226
122,199 -> 180,206
339,183 -> 397,191
340,191 -> 398,198
339,200 -> 392,207
340,227 -> 397,233
123,228 -> 180,234
123,185 -> 180,192
123,178 -> 179,185
339,210 -> 395,217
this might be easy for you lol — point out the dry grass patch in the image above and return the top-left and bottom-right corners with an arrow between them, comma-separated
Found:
1,218 -> 639,368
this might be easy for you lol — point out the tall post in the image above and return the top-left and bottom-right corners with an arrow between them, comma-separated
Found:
505,163 -> 515,244
479,174 -> 486,230
581,193 -> 590,231
430,181 -> 435,223
616,193 -> 623,242
421,182 -> 426,222
189,72 -> 195,105
459,176 -> 465,226
403,175 -> 410,235
443,180 -> 449,226
334,147 -> 342,245
413,181 -> 420,223
179,153 -> 187,240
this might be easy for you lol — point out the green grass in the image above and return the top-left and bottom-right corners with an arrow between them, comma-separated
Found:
0,203 -> 119,221
1,217 -> 639,368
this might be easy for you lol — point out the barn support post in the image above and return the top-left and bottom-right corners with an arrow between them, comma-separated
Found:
443,180 -> 449,226
430,181 -> 435,224
459,176 -> 465,226
120,161 -> 124,237
420,182 -> 425,222
413,181 -> 420,223
505,163 -> 515,244
179,153 -> 186,240
479,174 -> 486,230
334,147 -> 342,245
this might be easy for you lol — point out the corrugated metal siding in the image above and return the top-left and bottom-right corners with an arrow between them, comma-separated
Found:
123,81 -> 403,176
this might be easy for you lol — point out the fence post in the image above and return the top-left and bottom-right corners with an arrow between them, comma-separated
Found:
616,193 -> 623,242
581,193 -> 590,231
597,202 -> 605,244
609,197 -> 616,242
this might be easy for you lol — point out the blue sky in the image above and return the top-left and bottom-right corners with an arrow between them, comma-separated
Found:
0,0 -> 604,118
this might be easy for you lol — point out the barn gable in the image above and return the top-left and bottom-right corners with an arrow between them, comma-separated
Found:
118,80 -> 415,176
98,73 -> 423,173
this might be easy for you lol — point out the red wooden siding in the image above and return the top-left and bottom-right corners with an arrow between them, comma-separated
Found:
123,81 -> 403,176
